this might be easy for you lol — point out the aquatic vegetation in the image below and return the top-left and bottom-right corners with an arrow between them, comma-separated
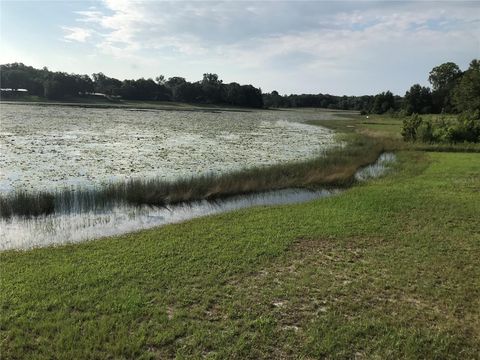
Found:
0,133 -> 387,219
0,152 -> 395,250
0,104 -> 336,193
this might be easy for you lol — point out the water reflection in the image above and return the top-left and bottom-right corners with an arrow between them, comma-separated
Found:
0,189 -> 337,250
355,153 -> 396,181
1,153 -> 395,251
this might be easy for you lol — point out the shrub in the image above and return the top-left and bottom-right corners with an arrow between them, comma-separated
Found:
417,120 -> 435,143
401,114 -> 423,141
402,112 -> 480,144
448,116 -> 480,143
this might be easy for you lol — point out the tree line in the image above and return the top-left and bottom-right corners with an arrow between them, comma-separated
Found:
263,59 -> 479,115
1,60 -> 478,114
0,63 -> 263,108
263,90 -> 401,114
399,60 -> 480,144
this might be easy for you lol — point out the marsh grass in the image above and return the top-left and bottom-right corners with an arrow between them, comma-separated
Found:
0,191 -> 55,218
0,134 -> 390,219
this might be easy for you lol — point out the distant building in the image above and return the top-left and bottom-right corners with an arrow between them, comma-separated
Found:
0,88 -> 29,99
1,88 -> 28,92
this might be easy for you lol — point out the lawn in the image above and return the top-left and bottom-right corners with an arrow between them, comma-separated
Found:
1,148 -> 479,358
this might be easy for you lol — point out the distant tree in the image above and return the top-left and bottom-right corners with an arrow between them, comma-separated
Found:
263,90 -> 283,108
165,77 -> 187,101
2,70 -> 28,90
225,82 -> 245,105
239,85 -> 263,108
0,62 -> 264,108
175,82 -> 203,102
453,59 -> 480,113
75,75 -> 94,94
404,84 -> 432,114
165,77 -> 186,88
201,73 -> 224,103
43,79 -> 63,99
428,62 -> 462,112
155,75 -> 166,85
118,78 -> 159,100
429,62 -> 462,91
372,91 -> 395,114
43,72 -> 83,99
92,72 -> 122,95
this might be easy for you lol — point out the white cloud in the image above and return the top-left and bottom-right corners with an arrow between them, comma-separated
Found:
62,26 -> 93,43
61,1 -> 480,94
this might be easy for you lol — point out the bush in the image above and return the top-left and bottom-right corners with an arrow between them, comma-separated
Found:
417,120 -> 435,143
448,117 -> 480,143
403,111 -> 480,144
401,114 -> 423,141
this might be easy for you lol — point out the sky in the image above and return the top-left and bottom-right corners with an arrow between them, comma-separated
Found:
1,0 -> 479,96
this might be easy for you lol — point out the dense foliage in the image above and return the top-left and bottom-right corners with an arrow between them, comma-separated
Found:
401,111 -> 480,143
0,63 -> 263,108
1,59 -> 478,114
453,60 -> 480,113
262,91 -> 404,114
398,59 -> 480,144
263,59 -> 479,115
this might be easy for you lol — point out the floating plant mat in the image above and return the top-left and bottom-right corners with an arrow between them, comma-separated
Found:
0,153 -> 395,250
0,104 -> 338,193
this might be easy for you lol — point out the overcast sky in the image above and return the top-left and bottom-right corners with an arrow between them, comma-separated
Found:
1,0 -> 479,95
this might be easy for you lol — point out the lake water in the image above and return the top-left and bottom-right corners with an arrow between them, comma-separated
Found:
0,104 -> 338,193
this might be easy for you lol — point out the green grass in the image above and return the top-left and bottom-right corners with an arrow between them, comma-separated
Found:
1,150 -> 479,358
307,113 -> 404,138
308,114 -> 480,152
1,108 -> 479,358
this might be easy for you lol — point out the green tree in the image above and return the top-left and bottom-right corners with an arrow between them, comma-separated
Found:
92,72 -> 122,95
428,62 -> 462,112
372,91 -> 395,114
404,84 -> 432,115
453,59 -> 480,113
201,73 -> 224,103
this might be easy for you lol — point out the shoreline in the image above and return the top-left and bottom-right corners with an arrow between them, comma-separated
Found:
0,132 -> 388,220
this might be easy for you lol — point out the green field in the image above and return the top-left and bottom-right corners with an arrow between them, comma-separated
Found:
1,114 -> 479,358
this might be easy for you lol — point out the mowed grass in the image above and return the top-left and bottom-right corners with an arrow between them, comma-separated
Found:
1,150 -> 479,358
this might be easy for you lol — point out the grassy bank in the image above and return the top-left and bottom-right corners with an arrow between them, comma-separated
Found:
0,133 -> 391,218
1,109 -> 479,358
1,150 -> 479,358
308,113 -> 480,152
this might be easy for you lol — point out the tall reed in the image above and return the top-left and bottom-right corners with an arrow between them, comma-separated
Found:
0,134 -> 389,219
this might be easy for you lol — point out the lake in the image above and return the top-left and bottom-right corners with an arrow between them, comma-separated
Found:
1,103 -> 359,250
0,104 -> 339,194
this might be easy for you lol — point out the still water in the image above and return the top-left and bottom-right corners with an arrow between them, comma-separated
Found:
0,153 -> 395,251
0,104 -> 336,193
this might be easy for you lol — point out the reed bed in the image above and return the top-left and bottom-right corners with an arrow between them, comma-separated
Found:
0,134 -> 389,219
